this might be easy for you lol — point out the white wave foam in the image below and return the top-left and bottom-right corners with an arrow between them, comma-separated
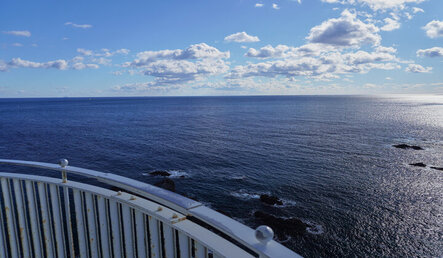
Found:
303,220 -> 324,235
230,190 -> 261,200
281,199 -> 297,207
167,170 -> 189,178
230,190 -> 297,206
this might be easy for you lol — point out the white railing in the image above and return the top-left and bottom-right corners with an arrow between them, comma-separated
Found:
0,159 -> 300,258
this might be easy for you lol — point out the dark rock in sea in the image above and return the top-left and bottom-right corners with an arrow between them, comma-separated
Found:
149,170 -> 171,177
430,166 -> 443,171
254,211 -> 306,237
393,144 -> 423,150
259,194 -> 283,206
154,178 -> 175,192
409,162 -> 426,167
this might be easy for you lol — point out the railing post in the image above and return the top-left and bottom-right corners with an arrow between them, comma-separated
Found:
59,159 -> 68,183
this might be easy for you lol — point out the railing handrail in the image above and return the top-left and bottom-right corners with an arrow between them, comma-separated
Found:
0,158 -> 300,258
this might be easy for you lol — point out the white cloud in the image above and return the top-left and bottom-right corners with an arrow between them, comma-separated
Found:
77,48 -> 93,56
7,58 -> 68,70
320,0 -> 424,11
375,46 -> 397,53
405,63 -> 432,73
423,20 -> 443,39
76,48 -> 129,58
72,63 -> 99,70
416,47 -> 443,58
272,3 -> 280,9
231,47 -> 400,80
124,43 -> 230,86
255,3 -> 264,7
306,10 -> 380,47
12,43 -> 23,47
0,54 -> 106,71
115,49 -> 130,55
0,61 -> 7,72
245,45 -> 298,59
91,57 -> 112,65
412,7 -> 424,13
2,30 -> 31,37
224,32 -> 260,43
381,18 -> 400,31
127,43 -> 229,67
64,22 -> 92,29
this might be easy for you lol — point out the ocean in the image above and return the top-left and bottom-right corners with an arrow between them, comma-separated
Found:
0,95 -> 442,257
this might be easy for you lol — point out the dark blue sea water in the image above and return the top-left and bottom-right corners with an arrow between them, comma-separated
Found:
0,95 -> 442,257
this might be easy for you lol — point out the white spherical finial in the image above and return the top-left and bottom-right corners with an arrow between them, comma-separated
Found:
255,225 -> 274,244
59,159 -> 69,168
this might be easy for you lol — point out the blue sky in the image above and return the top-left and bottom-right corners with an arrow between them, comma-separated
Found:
0,0 -> 442,97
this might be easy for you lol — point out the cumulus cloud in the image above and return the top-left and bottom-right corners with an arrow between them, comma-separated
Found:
255,3 -> 264,7
7,58 -> 68,70
306,10 -> 380,47
0,54 -> 106,71
64,22 -> 92,29
412,7 -> 424,13
224,32 -> 260,43
423,20 -> 443,39
2,30 -> 31,37
123,43 -> 230,86
245,43 -> 339,59
321,0 -> 424,11
416,47 -> 443,58
245,45 -> 298,59
77,48 -> 93,56
375,46 -> 397,53
272,3 -> 280,9
405,63 -> 432,73
231,47 -> 400,79
72,63 -> 99,70
0,61 -> 7,72
77,48 -> 130,58
127,43 -> 229,67
115,49 -> 130,55
381,18 -> 400,31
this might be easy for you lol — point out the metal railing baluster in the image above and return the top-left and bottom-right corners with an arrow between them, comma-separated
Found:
25,180 -> 43,258
73,190 -> 88,258
148,216 -> 161,258
84,192 -> 99,257
12,179 -> 31,257
134,211 -> 147,258
37,182 -> 55,258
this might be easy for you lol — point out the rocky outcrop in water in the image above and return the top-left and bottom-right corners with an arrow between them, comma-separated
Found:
154,178 -> 175,192
254,211 -> 307,237
409,162 -> 426,167
430,166 -> 443,171
259,194 -> 283,206
149,170 -> 171,177
393,144 -> 423,150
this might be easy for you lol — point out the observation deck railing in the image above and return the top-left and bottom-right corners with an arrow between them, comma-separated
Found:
0,159 -> 300,258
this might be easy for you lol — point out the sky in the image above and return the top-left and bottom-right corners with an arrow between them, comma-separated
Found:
0,0 -> 442,97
